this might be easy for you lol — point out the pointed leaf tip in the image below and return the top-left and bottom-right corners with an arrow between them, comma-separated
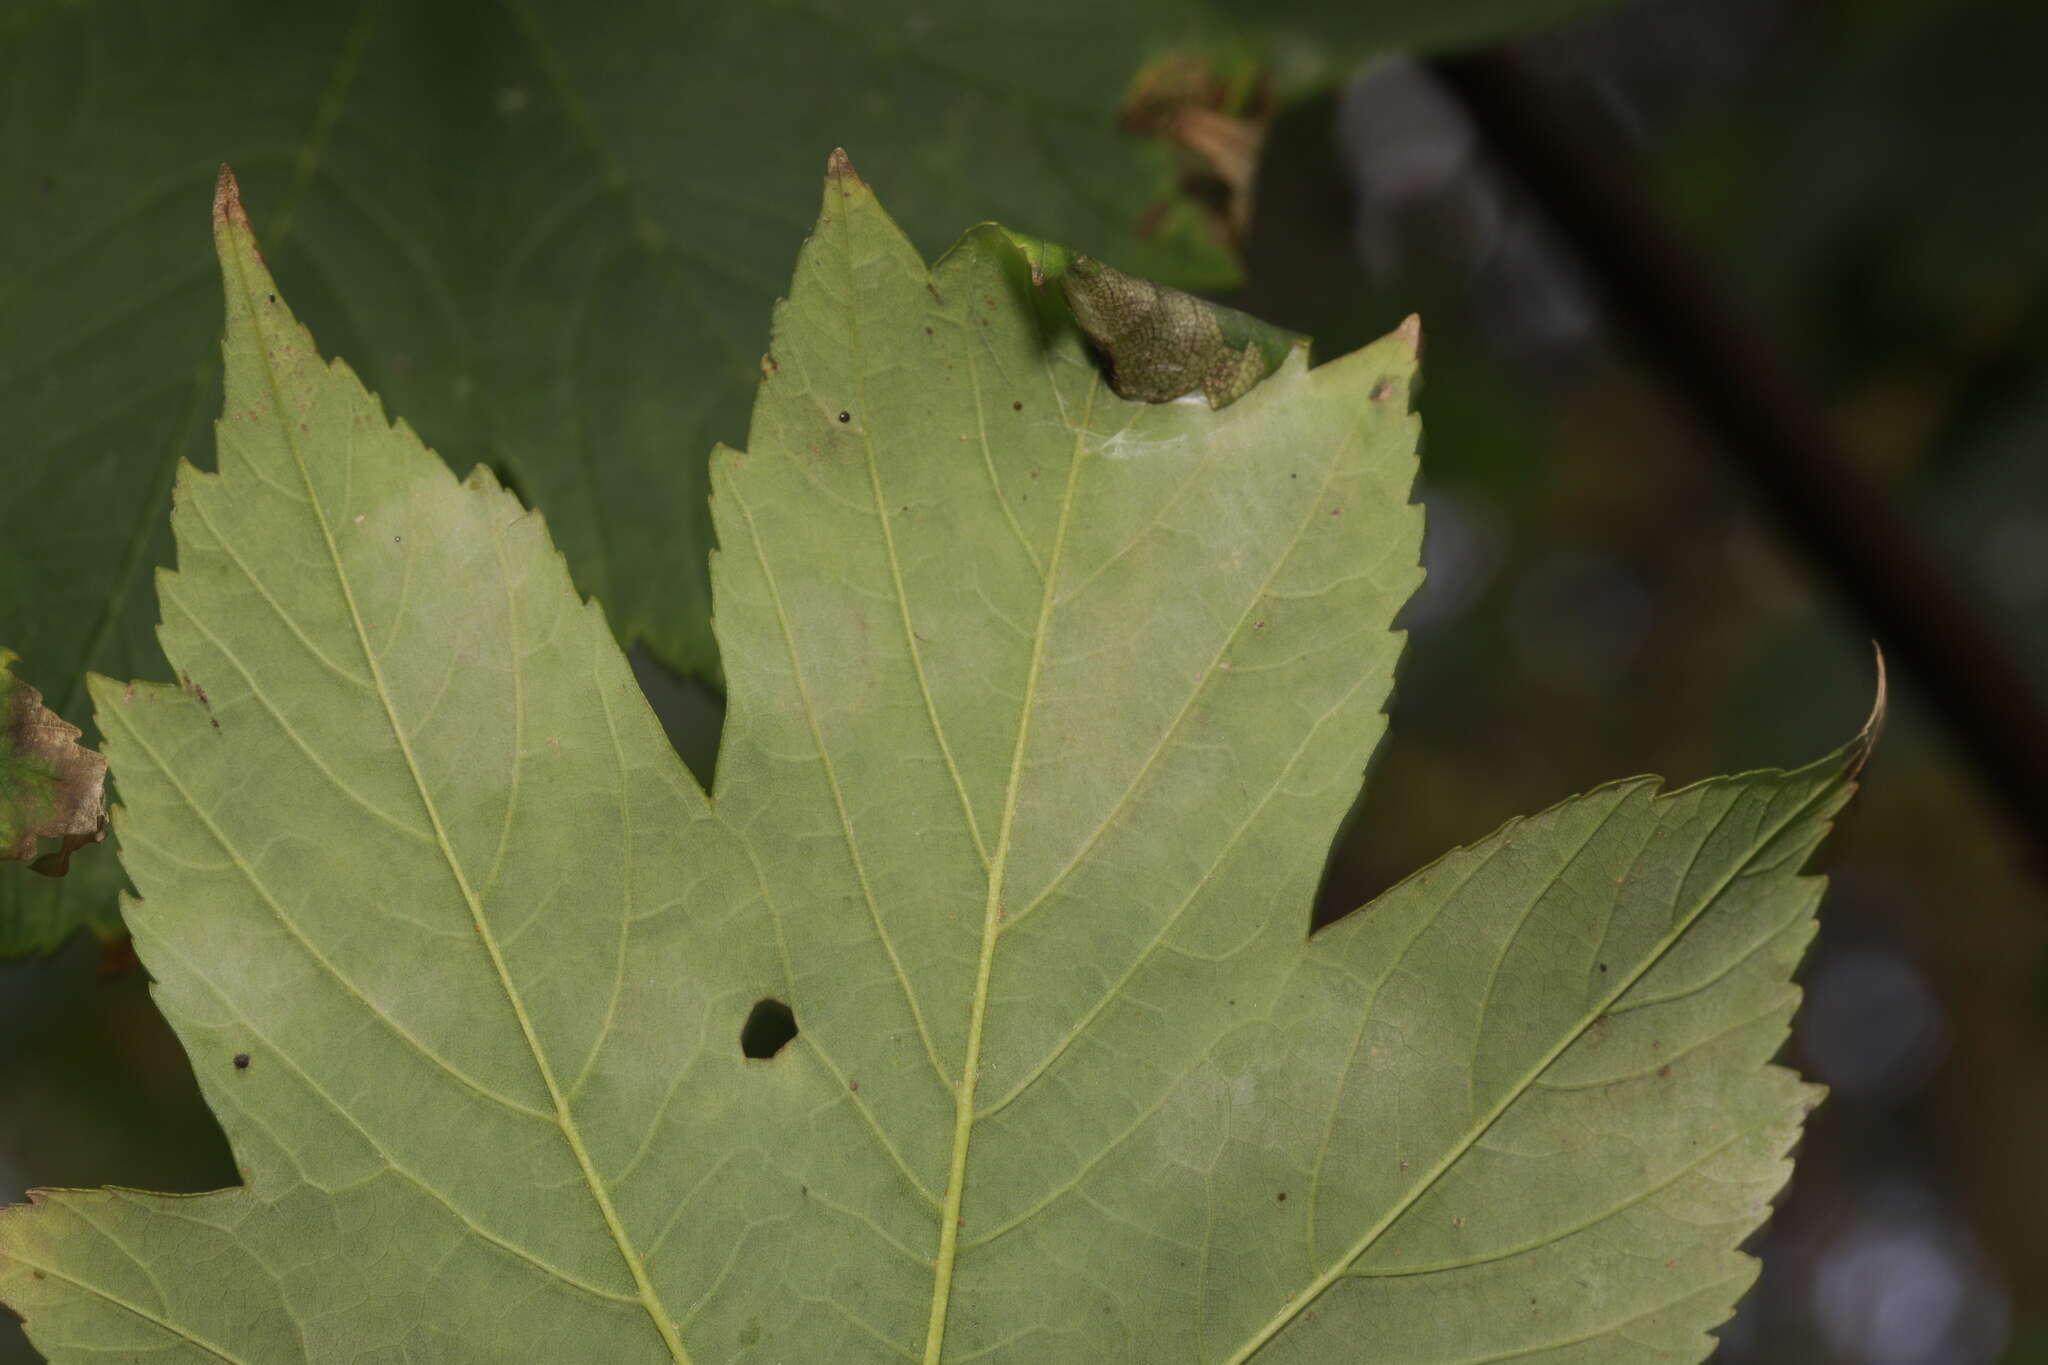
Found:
1845,644 -> 1888,781
1392,313 -> 1422,356
212,164 -> 248,232
826,147 -> 860,182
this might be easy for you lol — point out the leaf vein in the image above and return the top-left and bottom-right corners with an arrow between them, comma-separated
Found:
222,237 -> 690,1362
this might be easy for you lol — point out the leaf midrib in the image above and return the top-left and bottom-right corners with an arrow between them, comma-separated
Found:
922,362 -> 1098,1363
1219,775 -> 1836,1364
223,229 -> 692,1364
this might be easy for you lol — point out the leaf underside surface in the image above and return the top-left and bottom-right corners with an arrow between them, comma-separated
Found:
0,163 -> 1850,1364
0,0 -> 1623,953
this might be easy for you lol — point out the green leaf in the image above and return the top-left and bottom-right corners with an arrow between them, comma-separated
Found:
0,161 -> 1852,1363
0,649 -> 114,953
0,0 -> 1624,952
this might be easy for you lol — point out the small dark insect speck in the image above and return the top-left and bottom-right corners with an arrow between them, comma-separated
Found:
233,1053 -> 251,1070
1597,963 -> 1608,973
1012,401 -> 1023,412
1275,1192 -> 1287,1203
267,294 -> 276,304
837,411 -> 851,423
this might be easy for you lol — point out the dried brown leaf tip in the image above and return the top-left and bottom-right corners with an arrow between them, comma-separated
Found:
212,162 -> 251,232
0,650 -> 108,877
1844,643 -> 1889,782
1121,50 -> 1274,247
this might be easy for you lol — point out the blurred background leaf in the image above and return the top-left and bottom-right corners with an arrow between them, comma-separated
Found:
0,0 -> 1620,955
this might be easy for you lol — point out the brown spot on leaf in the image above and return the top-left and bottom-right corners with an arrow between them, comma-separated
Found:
2,651 -> 108,876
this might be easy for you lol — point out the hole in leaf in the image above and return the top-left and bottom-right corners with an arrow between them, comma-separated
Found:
740,998 -> 798,1059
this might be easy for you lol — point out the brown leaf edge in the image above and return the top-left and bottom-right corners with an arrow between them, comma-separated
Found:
1,649 -> 108,877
